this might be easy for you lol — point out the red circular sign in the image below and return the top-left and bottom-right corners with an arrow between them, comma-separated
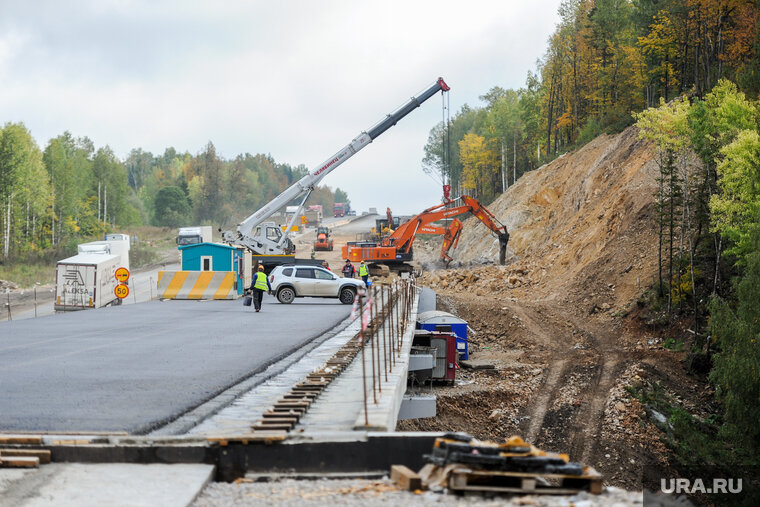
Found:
115,267 -> 130,283
114,284 -> 129,299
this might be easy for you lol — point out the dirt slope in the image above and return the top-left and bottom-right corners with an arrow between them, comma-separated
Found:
419,125 -> 660,308
402,126 -> 695,490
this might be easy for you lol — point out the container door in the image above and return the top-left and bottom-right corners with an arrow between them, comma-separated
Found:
430,337 -> 447,379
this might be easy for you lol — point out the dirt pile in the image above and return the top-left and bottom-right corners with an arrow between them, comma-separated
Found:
402,125 -> 700,492
419,126 -> 660,309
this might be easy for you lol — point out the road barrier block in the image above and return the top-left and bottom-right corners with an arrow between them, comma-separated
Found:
157,271 -> 237,300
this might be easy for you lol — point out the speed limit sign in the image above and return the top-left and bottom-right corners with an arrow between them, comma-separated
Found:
114,283 -> 129,299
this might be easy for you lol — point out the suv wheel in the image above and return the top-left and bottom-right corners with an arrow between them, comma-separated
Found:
339,287 -> 356,305
277,287 -> 296,304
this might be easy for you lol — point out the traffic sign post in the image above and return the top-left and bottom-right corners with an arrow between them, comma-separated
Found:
114,284 -> 129,299
115,267 -> 130,283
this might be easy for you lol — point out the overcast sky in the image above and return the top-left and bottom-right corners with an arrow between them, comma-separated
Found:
1,0 -> 561,214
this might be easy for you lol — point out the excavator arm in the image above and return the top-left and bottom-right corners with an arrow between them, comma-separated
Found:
461,196 -> 510,264
343,196 -> 508,268
382,196 -> 509,263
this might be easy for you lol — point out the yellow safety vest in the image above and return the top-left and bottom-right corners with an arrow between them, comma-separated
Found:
254,271 -> 268,290
359,264 -> 368,276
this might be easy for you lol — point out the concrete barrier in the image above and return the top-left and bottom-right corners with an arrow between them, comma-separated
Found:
157,271 -> 237,300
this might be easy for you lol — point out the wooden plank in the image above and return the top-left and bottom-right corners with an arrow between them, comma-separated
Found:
207,432 -> 287,445
51,439 -> 91,446
262,412 -> 301,420
0,456 -> 39,468
448,468 -> 603,495
0,449 -> 51,464
0,435 -> 43,445
390,465 -> 422,491
256,417 -> 298,424
251,424 -> 293,431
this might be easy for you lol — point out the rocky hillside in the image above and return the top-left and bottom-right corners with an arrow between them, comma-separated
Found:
419,125 -> 660,312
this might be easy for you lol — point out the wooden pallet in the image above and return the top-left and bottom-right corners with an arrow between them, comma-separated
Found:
447,466 -> 603,495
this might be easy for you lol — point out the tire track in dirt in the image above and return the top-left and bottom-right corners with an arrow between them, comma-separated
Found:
570,357 -> 621,464
508,300 -> 625,467
524,357 -> 569,442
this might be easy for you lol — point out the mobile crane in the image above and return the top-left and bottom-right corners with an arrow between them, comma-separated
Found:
342,196 -> 509,275
220,78 -> 450,270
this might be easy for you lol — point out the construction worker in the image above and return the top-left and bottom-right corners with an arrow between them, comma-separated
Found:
342,259 -> 355,278
249,265 -> 271,312
359,260 -> 369,284
322,261 -> 331,271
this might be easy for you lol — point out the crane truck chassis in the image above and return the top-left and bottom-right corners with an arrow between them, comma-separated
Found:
221,77 -> 450,272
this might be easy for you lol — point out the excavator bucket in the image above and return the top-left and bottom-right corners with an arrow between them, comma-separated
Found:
498,232 -> 509,265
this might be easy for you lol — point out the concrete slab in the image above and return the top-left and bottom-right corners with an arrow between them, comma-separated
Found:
296,292 -> 420,433
0,463 -> 213,507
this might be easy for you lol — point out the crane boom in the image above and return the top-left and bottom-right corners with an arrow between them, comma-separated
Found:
222,77 -> 450,255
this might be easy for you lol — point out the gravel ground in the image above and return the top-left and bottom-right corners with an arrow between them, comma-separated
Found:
192,478 -> 643,506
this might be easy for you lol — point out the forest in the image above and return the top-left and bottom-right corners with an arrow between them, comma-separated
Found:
420,0 -> 760,465
424,0 -> 759,204
0,130 -> 349,260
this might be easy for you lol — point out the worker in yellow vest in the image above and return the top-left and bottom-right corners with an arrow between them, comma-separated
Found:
359,261 -> 369,285
250,265 -> 272,312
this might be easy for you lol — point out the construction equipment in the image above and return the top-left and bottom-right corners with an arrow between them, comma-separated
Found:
314,226 -> 333,251
220,77 -> 449,271
342,195 -> 509,275
369,207 -> 400,241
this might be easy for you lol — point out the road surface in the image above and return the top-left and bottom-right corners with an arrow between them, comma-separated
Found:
0,296 -> 351,433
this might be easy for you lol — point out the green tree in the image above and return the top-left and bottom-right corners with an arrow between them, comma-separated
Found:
43,132 -> 94,246
334,188 -> 350,206
709,230 -> 760,450
709,130 -> 760,261
154,186 -> 191,228
0,123 -> 50,257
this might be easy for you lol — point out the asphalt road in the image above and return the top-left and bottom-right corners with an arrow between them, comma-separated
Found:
0,296 -> 351,433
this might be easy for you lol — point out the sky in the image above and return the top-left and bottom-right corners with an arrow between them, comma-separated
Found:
0,0 -> 562,215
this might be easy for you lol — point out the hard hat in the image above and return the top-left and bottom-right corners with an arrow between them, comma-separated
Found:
258,265 -> 265,271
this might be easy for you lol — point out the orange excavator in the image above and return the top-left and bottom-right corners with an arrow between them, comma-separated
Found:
314,226 -> 334,251
342,196 -> 509,274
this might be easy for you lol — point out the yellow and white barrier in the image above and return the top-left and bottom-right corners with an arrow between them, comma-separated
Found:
157,271 -> 237,300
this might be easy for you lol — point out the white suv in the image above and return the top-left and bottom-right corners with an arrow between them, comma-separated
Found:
269,265 -> 365,304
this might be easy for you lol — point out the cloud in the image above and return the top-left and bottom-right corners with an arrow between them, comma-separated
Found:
0,0 -> 560,213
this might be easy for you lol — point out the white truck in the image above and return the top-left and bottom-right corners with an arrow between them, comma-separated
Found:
54,235 -> 131,311
54,253 -> 123,311
220,77 -> 450,271
177,226 -> 213,246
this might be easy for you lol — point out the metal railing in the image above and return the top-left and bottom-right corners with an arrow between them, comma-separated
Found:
355,277 -> 417,426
